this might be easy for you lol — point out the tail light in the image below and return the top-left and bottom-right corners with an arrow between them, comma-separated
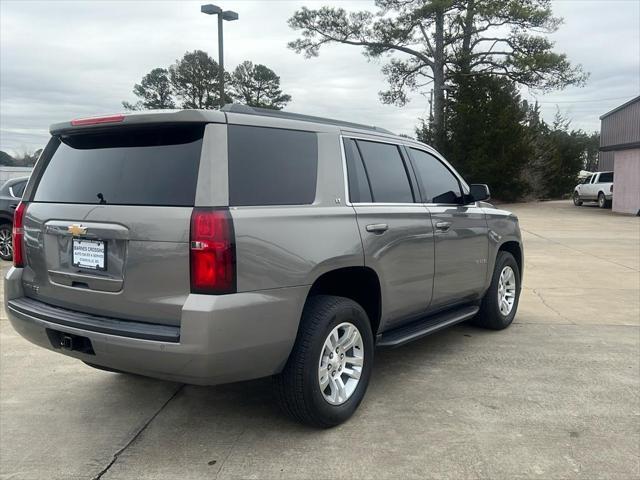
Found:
610,185 -> 613,193
71,114 -> 125,126
190,208 -> 236,294
13,202 -> 27,267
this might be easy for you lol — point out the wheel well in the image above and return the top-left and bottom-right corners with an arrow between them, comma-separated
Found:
499,241 -> 522,275
308,267 -> 381,334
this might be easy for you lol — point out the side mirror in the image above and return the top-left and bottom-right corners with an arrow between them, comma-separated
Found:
469,184 -> 491,202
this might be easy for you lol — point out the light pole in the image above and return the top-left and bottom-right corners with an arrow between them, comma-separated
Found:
201,4 -> 239,108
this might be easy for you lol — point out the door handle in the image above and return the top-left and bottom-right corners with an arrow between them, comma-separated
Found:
435,221 -> 452,232
9,204 -> 18,210
366,223 -> 389,234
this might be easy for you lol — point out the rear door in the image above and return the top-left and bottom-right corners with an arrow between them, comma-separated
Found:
596,171 -> 613,192
406,147 -> 488,309
21,124 -> 205,326
344,137 -> 435,329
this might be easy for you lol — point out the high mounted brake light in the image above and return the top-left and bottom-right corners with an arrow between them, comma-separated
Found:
190,208 -> 236,294
71,114 -> 125,126
13,202 -> 27,268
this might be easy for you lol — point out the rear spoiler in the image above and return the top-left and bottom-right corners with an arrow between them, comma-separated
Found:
50,109 -> 226,135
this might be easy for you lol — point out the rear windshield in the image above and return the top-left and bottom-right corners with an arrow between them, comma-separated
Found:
33,125 -> 204,206
599,172 -> 613,183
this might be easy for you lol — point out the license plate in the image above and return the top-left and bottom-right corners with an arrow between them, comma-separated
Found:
72,238 -> 106,271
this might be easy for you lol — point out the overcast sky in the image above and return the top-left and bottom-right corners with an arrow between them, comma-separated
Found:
1,0 -> 639,154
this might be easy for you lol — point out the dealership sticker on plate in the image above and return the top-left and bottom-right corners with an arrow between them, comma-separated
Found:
72,238 -> 106,270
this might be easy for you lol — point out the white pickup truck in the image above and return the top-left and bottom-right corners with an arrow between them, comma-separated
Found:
573,171 -> 614,208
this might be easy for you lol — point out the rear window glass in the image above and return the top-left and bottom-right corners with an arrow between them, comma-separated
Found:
228,125 -> 318,206
33,125 -> 204,206
356,140 -> 414,203
599,172 -> 613,183
344,138 -> 372,203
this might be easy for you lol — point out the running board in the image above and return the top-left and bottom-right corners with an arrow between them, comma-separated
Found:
377,305 -> 479,348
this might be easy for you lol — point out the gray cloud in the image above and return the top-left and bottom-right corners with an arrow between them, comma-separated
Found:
1,0 -> 638,154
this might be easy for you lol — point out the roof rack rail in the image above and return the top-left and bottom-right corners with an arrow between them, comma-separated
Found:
221,103 -> 394,135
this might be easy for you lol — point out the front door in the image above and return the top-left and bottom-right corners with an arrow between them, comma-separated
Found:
406,147 -> 489,309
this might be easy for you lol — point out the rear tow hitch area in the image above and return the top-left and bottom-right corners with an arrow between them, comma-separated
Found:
46,329 -> 95,355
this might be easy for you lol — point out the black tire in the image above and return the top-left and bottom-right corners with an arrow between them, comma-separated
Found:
473,251 -> 521,330
573,192 -> 583,206
597,192 -> 611,209
0,224 -> 13,261
274,295 -> 374,428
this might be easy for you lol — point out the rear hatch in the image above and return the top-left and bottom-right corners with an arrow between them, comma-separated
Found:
21,124 -> 205,327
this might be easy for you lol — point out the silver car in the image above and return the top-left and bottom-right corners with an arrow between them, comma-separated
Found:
5,105 -> 523,427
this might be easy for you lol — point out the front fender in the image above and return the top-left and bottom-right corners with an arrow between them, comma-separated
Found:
483,207 -> 523,290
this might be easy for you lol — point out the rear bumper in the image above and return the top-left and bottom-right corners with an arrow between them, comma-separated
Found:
4,267 -> 307,385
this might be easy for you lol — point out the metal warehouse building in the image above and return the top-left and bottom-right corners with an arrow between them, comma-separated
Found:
598,96 -> 640,215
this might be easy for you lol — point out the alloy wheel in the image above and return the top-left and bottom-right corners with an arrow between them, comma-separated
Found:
497,266 -> 517,316
0,227 -> 13,260
318,322 -> 364,405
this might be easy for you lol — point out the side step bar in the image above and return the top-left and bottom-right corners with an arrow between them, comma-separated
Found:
377,305 -> 479,348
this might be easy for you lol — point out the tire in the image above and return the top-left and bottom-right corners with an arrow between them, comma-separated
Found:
597,192 -> 611,209
473,251 -> 521,330
0,224 -> 13,261
573,192 -> 583,206
274,295 -> 374,428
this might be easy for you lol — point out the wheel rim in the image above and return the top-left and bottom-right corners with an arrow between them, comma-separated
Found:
318,322 -> 364,405
0,228 -> 12,258
599,195 -> 605,207
497,266 -> 517,316
573,193 -> 580,205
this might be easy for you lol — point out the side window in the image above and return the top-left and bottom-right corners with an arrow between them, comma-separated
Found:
590,175 -> 597,184
11,181 -> 27,198
344,139 -> 372,203
582,176 -> 593,185
228,125 -> 318,206
356,140 -> 414,203
409,148 -> 462,204
599,172 -> 613,183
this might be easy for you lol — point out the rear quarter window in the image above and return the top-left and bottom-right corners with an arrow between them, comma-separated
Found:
11,180 -> 27,198
33,125 -> 204,206
228,125 -> 318,206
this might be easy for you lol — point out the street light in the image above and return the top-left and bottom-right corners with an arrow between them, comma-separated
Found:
200,4 -> 239,108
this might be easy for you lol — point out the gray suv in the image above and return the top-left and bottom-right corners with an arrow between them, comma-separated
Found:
4,105 -> 523,427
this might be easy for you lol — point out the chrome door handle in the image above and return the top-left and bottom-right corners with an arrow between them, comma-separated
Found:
366,223 -> 389,234
435,221 -> 452,232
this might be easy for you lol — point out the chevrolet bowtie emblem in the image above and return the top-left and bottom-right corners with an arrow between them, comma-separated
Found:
67,224 -> 87,236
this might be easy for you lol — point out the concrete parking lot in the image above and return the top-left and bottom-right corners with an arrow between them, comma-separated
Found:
1,200 -> 638,480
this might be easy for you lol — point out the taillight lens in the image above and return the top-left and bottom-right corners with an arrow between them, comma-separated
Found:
71,114 -> 125,126
190,208 -> 236,294
13,202 -> 27,267
610,185 -> 614,193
